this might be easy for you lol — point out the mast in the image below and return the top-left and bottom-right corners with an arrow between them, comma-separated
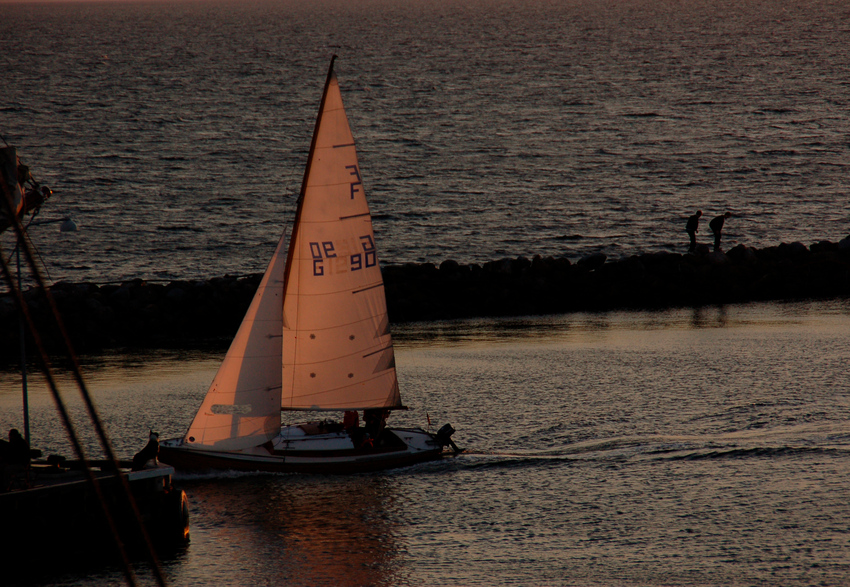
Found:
282,55 -> 338,296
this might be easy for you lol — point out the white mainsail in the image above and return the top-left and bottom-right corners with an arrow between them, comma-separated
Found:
281,64 -> 401,411
184,237 -> 286,450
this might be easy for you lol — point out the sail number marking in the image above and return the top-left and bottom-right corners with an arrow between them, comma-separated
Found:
346,165 -> 362,200
310,235 -> 376,276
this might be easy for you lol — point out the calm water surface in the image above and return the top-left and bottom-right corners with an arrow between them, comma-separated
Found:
2,300 -> 850,586
2,0 -> 850,285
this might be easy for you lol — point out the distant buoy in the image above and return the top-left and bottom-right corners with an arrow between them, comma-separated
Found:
60,218 -> 77,232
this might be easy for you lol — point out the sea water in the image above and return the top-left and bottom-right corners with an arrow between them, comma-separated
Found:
1,301 -> 849,586
2,0 -> 850,285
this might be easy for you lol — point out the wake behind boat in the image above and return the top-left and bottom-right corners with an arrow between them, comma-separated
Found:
159,57 -> 458,474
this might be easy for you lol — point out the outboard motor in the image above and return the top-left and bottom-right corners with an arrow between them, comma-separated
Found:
435,423 -> 461,453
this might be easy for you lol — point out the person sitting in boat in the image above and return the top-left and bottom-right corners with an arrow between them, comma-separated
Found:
363,409 -> 390,446
343,410 -> 359,431
2,429 -> 35,465
0,429 -> 41,491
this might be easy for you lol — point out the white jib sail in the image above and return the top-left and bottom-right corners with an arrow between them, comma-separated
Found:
184,236 -> 287,450
281,68 -> 401,411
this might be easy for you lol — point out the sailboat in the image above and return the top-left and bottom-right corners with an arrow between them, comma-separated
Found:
159,58 -> 458,474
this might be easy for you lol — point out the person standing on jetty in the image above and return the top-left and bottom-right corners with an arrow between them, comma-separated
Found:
686,210 -> 702,253
709,212 -> 732,251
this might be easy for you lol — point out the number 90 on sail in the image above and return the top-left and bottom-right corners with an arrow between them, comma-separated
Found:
309,235 -> 376,276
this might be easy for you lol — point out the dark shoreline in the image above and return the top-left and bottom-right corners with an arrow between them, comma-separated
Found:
3,238 -> 850,353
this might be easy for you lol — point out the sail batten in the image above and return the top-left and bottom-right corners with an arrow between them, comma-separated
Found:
283,377 -> 397,400
282,346 -> 397,368
282,280 -> 384,299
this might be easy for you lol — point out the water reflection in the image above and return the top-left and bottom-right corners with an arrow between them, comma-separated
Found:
0,346 -> 224,461
690,305 -> 728,328
172,475 -> 403,587
392,299 -> 850,348
0,347 -> 224,395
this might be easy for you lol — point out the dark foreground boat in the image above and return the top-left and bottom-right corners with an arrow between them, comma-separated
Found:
159,57 -> 459,474
1,141 -> 187,582
0,457 -> 189,558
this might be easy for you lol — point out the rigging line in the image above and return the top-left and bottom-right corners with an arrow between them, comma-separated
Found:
0,175 -> 168,586
0,191 -> 139,585
11,221 -> 53,284
0,250 -> 141,586
1,199 -> 35,269
0,251 -> 145,585
22,208 -> 54,283
2,207 -> 51,282
271,175 -> 296,436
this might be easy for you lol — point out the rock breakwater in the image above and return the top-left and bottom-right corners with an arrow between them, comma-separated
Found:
3,239 -> 850,353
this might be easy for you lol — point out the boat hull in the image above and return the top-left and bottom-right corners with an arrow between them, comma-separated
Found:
0,462 -> 189,561
159,427 -> 446,474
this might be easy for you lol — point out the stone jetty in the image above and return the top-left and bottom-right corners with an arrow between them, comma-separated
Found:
2,238 -> 850,353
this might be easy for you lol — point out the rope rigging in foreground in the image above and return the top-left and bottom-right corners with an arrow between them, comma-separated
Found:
0,154 -> 169,587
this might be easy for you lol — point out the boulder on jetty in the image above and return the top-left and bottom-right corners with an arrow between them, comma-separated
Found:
2,239 -> 850,353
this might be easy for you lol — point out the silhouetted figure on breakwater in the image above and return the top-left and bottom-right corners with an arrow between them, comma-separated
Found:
686,210 -> 702,253
710,212 -> 732,251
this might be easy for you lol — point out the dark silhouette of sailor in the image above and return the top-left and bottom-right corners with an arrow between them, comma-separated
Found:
2,429 -> 32,464
686,210 -> 702,253
709,212 -> 732,251
132,431 -> 160,471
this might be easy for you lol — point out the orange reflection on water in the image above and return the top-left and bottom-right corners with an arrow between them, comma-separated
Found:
177,474 -> 404,587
